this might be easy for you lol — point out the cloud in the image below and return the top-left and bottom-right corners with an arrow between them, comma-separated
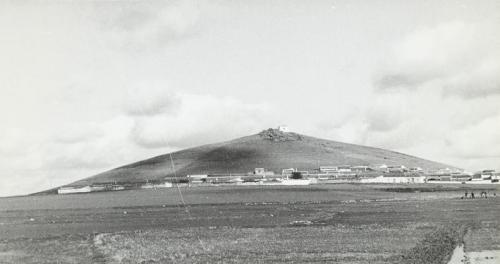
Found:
129,92 -> 272,148
124,84 -> 181,116
101,0 -> 203,49
0,116 -> 148,197
359,86 -> 500,164
119,82 -> 274,148
365,94 -> 408,133
448,114 -> 500,159
375,21 -> 500,98
52,122 -> 105,144
360,20 -> 500,171
442,58 -> 500,98
325,21 -> 500,172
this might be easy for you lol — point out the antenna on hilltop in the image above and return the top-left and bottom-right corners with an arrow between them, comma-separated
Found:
277,125 -> 290,132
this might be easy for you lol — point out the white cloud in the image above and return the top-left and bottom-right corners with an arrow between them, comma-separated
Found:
376,21 -> 500,98
102,0 -> 203,50
449,115 -> 500,159
442,57 -> 500,98
128,92 -> 272,148
0,117 -> 138,197
124,83 -> 181,116
363,21 -> 500,170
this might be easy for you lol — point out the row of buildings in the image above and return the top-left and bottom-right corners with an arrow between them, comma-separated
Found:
186,165 -> 499,185
57,165 -> 499,194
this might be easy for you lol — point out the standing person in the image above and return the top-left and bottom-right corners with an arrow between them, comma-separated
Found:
465,191 -> 468,199
471,192 -> 475,199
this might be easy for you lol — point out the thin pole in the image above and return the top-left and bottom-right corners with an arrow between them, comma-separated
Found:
169,153 -> 206,251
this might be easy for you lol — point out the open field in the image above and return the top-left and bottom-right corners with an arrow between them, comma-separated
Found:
1,184 -> 499,263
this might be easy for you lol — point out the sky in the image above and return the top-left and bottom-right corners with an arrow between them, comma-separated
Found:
0,0 -> 499,196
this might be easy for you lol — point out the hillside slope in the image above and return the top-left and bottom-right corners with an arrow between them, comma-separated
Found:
70,128 -> 454,186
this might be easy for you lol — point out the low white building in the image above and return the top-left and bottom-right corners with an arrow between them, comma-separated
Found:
371,164 -> 388,172
160,182 -> 173,188
314,173 -> 333,180
351,166 -> 369,172
282,168 -> 296,175
480,169 -> 496,179
492,172 -> 500,182
360,176 -> 426,184
254,168 -> 266,175
409,167 -> 423,173
387,165 -> 408,172
187,174 -> 208,183
90,185 -> 106,192
280,179 -> 312,185
57,186 -> 92,194
319,166 -> 338,173
142,182 -> 173,189
110,185 -> 125,191
337,165 -> 352,173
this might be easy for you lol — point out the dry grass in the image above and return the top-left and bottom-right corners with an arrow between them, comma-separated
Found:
1,185 -> 499,263
92,225 -> 429,264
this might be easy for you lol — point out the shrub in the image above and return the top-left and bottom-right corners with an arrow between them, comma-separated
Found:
291,172 -> 303,179
400,225 -> 467,264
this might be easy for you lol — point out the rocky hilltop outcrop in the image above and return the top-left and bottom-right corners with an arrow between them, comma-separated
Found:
258,128 -> 303,142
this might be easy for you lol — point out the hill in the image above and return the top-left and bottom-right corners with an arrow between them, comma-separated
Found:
67,128 -> 454,186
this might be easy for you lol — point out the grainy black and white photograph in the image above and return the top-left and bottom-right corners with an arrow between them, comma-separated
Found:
0,0 -> 499,263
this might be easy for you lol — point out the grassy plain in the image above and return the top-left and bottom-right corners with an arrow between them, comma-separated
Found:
0,184 -> 498,263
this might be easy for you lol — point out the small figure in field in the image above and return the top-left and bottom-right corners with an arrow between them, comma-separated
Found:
471,192 -> 475,199
464,191 -> 468,199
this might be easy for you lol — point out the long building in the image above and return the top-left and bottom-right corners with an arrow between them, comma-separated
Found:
57,186 -> 92,194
